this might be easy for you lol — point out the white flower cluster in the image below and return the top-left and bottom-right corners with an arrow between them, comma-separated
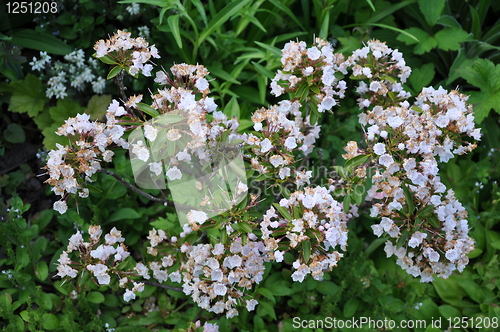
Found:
262,186 -> 354,281
244,100 -> 320,180
357,86 -> 480,282
45,106 -> 128,214
30,49 -> 107,98
179,238 -> 267,318
56,226 -> 146,302
271,38 -> 348,112
93,30 -> 160,77
347,39 -> 412,109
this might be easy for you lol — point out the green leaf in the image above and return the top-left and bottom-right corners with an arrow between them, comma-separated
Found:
11,30 -> 72,55
302,240 -> 311,263
458,59 -> 500,122
35,261 -> 49,281
224,96 -> 240,118
254,41 -> 282,58
96,54 -> 118,65
397,27 -> 436,54
435,27 -> 470,51
344,297 -> 359,317
8,74 -> 48,117
41,313 -> 60,330
107,66 -> 123,80
438,304 -> 461,319
257,288 -> 276,304
316,281 -> 340,296
418,0 -> 445,26
87,291 -> 105,304
257,300 -> 276,320
273,203 -> 292,221
435,15 -> 462,28
268,0 -> 305,30
343,194 -> 351,213
207,65 -> 241,84
85,95 -> 112,120
197,0 -> 251,47
401,183 -> 415,215
49,99 -> 85,124
3,123 -> 25,143
457,279 -> 485,303
137,103 -> 160,117
118,0 -> 168,5
167,14 -> 183,49
108,208 -> 141,222
409,63 -> 435,93
344,154 -> 370,171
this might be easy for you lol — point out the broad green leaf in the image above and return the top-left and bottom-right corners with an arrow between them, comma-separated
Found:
35,261 -> 49,281
457,279 -> 485,303
302,240 -> 311,263
435,27 -> 470,51
257,288 -> 276,304
397,27 -> 436,54
49,99 -> 85,124
409,63 -> 435,93
224,96 -> 240,118
108,208 -> 141,222
87,291 -> 105,303
438,304 -> 461,319
107,66 -> 123,80
435,15 -> 462,28
8,74 -> 48,117
11,30 -> 71,55
85,94 -> 112,120
257,299 -> 276,320
344,154 -> 370,171
137,102 -> 160,117
251,61 -> 274,80
366,0 -> 418,24
3,123 -> 25,143
419,0 -> 445,26
433,274 -> 466,305
41,313 -> 60,330
197,0 -> 251,47
316,281 -> 340,296
97,54 -> 119,65
167,14 -> 183,49
446,48 -> 477,85
458,59 -> 500,122
273,203 -> 292,221
344,297 -> 359,317
319,10 -> 330,40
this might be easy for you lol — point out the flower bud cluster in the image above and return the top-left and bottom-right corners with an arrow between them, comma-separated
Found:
262,186 -> 354,281
354,86 -> 480,281
45,109 -> 128,214
271,38 -> 348,112
179,238 -> 267,318
243,100 -> 320,181
94,30 -> 160,77
347,39 -> 412,109
56,225 -> 148,302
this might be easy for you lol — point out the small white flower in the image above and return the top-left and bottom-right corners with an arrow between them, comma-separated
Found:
186,210 -> 209,224
144,124 -> 158,142
53,200 -> 68,214
149,162 -> 163,176
284,137 -> 297,150
260,138 -> 273,153
166,166 -> 182,180
373,143 -> 386,155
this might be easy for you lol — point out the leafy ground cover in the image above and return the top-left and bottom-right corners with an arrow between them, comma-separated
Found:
1,0 -> 500,331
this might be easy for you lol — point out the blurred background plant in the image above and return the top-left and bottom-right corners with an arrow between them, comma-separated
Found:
1,0 -> 499,331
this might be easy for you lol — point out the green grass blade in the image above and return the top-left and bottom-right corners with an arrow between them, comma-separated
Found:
366,0 -> 418,23
365,0 -> 376,11
167,14 -> 183,49
197,0 -> 252,47
269,0 -> 306,31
